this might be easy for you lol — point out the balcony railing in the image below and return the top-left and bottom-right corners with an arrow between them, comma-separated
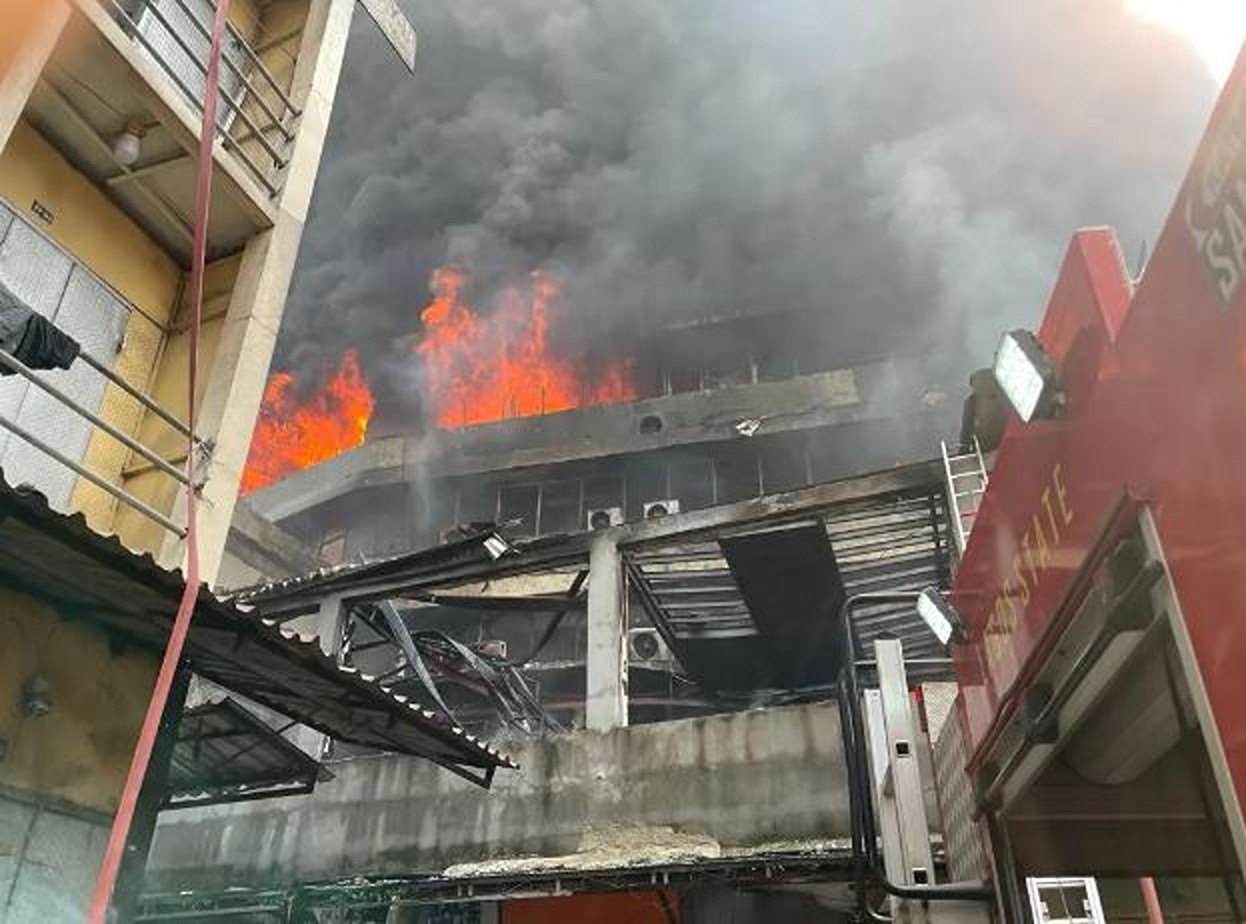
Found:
99,0 -> 302,197
0,344 -> 202,536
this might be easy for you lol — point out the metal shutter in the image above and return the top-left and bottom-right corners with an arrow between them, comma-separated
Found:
0,205 -> 132,509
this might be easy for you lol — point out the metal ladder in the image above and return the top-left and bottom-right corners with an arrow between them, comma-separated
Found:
941,437 -> 990,556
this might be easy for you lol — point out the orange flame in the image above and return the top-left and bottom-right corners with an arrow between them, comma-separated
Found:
241,348 -> 374,494
241,269 -> 633,489
417,267 -> 635,428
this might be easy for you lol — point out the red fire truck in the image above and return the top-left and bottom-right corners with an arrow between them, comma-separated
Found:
943,36 -> 1246,923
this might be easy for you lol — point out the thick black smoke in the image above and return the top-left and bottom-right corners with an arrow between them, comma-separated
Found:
277,0 -> 1217,424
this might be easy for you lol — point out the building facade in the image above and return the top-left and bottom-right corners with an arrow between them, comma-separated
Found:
0,0 -> 357,580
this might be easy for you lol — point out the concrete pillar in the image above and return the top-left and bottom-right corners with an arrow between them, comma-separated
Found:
586,533 -> 627,731
158,0 -> 356,583
0,0 -> 69,151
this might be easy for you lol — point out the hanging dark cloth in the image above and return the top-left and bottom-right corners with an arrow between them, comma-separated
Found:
0,281 -> 81,375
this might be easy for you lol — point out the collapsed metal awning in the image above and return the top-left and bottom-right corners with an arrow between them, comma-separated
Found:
721,519 -> 846,688
0,475 -> 516,784
166,698 -> 331,809
628,480 -> 953,695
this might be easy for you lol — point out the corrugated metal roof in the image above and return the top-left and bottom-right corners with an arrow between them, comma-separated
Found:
237,528 -> 516,604
0,477 -> 516,780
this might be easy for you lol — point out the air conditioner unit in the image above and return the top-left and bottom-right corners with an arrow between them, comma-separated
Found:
587,507 -> 624,531
477,639 -> 508,660
643,499 -> 681,520
628,627 -> 672,664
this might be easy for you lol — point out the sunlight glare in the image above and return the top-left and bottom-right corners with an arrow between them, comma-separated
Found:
1125,0 -> 1246,82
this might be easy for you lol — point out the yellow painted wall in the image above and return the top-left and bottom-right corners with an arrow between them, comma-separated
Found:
0,122 -> 179,318
0,587 -> 158,814
0,123 -> 251,558
0,0 -> 60,79
229,0 -> 265,44
0,120 -> 184,535
115,254 -> 238,555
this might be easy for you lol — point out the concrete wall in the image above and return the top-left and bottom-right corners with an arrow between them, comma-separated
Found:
0,585 -> 157,813
250,355 -> 957,522
0,583 -> 158,921
0,120 -> 184,534
153,0 -> 359,584
147,701 -> 850,891
116,253 -> 243,555
0,799 -> 111,922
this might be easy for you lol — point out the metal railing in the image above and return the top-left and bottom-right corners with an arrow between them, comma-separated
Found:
98,0 -> 302,197
0,343 -> 206,537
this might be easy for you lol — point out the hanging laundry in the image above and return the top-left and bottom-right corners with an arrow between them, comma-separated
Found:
0,280 -> 81,375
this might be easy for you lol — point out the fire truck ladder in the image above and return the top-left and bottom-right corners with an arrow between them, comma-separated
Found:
941,437 -> 989,556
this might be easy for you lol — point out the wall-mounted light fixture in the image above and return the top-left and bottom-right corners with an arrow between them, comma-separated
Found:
993,329 -> 1063,423
21,674 -> 52,718
111,119 -> 146,167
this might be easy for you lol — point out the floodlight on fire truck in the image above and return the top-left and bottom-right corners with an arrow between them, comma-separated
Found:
993,329 -> 1063,423
916,587 -> 967,647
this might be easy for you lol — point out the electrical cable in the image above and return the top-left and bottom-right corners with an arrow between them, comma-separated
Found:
86,1 -> 227,919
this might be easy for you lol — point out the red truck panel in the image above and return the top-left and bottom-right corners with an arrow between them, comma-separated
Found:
951,42 -> 1246,822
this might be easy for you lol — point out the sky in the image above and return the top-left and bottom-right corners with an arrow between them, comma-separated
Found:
1125,0 -> 1246,82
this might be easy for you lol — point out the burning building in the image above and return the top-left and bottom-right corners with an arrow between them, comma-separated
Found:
139,4 -> 1242,922
228,264 -> 964,729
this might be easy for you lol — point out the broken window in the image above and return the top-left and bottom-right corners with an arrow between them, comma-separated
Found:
759,439 -> 809,494
538,479 -> 581,535
583,474 -> 625,523
498,483 -> 539,537
666,360 -> 701,394
628,456 -> 669,520
755,342 -> 798,382
668,455 -> 715,510
703,350 -> 752,390
457,482 -> 497,524
713,448 -> 761,504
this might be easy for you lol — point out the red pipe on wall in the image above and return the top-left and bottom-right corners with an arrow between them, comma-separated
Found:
86,0 -> 231,919
1140,877 -> 1166,924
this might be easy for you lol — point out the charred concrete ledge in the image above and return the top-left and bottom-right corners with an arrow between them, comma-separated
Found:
145,701 -> 850,892
248,356 -> 957,522
219,499 -> 324,588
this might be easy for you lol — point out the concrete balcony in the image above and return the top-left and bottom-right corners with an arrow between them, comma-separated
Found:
20,0 -> 311,267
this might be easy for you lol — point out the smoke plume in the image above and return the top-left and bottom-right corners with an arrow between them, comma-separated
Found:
276,0 -> 1217,425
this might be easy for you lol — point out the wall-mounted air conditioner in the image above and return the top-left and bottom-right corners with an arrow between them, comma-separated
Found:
643,499 -> 681,520
477,639 -> 508,660
628,627 -> 673,664
587,507 -> 624,530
